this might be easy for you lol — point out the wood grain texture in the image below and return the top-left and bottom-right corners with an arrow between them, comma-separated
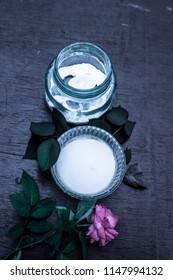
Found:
0,0 -> 173,259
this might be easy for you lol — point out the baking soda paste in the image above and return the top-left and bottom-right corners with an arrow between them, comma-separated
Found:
58,63 -> 106,90
55,137 -> 117,195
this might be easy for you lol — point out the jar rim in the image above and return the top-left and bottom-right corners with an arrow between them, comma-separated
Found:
51,125 -> 126,199
54,42 -> 113,98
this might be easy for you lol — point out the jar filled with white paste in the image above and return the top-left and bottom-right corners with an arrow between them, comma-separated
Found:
45,42 -> 117,124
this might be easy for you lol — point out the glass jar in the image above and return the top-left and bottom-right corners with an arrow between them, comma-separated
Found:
51,126 -> 126,200
45,42 -> 117,124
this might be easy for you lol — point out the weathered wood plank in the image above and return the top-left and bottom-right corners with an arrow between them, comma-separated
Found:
0,0 -> 173,259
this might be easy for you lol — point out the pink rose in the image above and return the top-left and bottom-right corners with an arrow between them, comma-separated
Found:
86,204 -> 119,246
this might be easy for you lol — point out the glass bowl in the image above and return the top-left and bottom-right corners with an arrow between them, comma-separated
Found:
51,126 -> 126,200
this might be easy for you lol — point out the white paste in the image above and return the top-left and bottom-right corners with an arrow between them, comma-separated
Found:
58,63 -> 106,89
56,137 -> 117,195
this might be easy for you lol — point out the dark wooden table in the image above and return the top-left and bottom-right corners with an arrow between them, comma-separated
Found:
0,0 -> 173,260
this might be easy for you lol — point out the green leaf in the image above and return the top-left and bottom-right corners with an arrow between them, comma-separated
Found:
22,170 -> 40,206
30,122 -> 56,136
124,148 -> 132,165
79,231 -> 88,259
23,134 -> 40,160
75,200 -> 96,222
23,235 -> 34,244
27,220 -> 53,233
52,108 -> 69,135
47,230 -> 62,255
124,120 -> 136,137
57,253 -> 71,260
7,223 -> 25,239
37,138 -> 60,171
9,194 -> 30,217
56,206 -> 76,231
123,163 -> 147,189
31,198 -> 56,219
13,250 -> 22,260
88,119 -> 112,133
113,127 -> 129,144
61,233 -> 79,254
106,106 -> 129,126
56,206 -> 69,231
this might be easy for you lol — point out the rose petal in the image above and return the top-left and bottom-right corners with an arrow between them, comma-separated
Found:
95,205 -> 106,221
90,229 -> 99,241
97,226 -> 106,240
99,238 -> 107,246
86,224 -> 95,236
104,212 -> 119,228
107,228 -> 119,237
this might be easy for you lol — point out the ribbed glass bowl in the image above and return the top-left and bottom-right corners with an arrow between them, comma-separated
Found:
51,126 -> 126,200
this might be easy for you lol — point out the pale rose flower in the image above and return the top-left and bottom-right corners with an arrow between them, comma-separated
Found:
86,204 -> 119,246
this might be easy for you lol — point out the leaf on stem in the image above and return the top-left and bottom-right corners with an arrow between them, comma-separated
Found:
23,235 -> 34,244
30,122 -> 56,136
106,106 -> 129,126
56,206 -> 76,231
124,148 -> 132,165
27,220 -> 53,233
123,163 -> 147,189
23,134 -> 40,160
57,253 -> 71,260
37,138 -> 60,171
75,200 -> 96,222
31,198 -> 56,219
124,120 -> 136,137
22,170 -> 40,206
47,230 -> 62,255
88,119 -> 112,133
113,127 -> 129,144
52,108 -> 69,135
7,223 -> 25,239
61,233 -> 79,254
9,194 -> 30,217
13,250 -> 22,260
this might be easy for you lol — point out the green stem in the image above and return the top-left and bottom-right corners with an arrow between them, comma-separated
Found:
112,126 -> 122,136
77,224 -> 90,227
3,231 -> 55,260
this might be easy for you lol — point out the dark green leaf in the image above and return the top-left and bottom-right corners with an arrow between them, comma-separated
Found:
113,127 -> 129,144
13,250 -> 22,260
88,119 -> 112,133
79,231 -> 88,259
106,106 -> 129,126
27,220 -> 53,233
56,206 -> 69,230
52,108 -> 69,135
124,148 -> 132,165
123,163 -> 147,189
124,120 -> 136,137
7,223 -> 25,239
56,206 -> 76,231
31,198 -> 56,219
75,200 -> 96,222
37,138 -> 60,171
9,194 -> 30,217
30,122 -> 56,136
23,235 -> 34,244
23,134 -> 40,160
47,230 -> 62,255
61,233 -> 79,254
57,253 -> 71,260
22,170 -> 40,206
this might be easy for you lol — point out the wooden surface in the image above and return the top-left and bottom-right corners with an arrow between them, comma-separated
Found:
0,0 -> 173,260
